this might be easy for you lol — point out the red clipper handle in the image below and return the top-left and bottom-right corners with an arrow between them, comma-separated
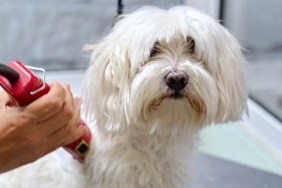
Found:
64,120 -> 91,162
0,61 -> 50,106
0,61 -> 91,162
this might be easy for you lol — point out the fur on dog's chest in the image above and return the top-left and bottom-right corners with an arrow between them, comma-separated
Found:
84,131 -> 193,188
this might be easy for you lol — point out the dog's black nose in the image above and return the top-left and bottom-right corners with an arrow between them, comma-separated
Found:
165,71 -> 188,91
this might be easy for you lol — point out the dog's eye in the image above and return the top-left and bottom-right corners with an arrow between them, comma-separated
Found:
150,47 -> 160,57
185,37 -> 195,55
149,42 -> 161,57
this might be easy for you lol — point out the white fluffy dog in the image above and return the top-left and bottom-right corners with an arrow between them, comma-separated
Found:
0,6 -> 247,188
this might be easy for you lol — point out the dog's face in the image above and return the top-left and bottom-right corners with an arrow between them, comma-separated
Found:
83,6 -> 248,134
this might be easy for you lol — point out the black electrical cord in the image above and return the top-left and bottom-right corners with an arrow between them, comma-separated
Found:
0,64 -> 19,84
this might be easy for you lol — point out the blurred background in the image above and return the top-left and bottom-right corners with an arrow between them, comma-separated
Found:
0,0 -> 281,121
1,0 -> 282,186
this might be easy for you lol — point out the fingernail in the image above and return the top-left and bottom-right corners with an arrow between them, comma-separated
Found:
79,121 -> 89,133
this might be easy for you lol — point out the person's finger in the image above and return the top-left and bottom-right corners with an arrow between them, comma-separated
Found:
48,86 -> 81,136
45,123 -> 86,152
23,82 -> 66,122
69,96 -> 81,127
37,85 -> 79,136
0,92 -> 13,107
63,84 -> 75,110
38,100 -> 80,136
73,97 -> 81,108
17,120 -> 86,161
31,112 -> 85,159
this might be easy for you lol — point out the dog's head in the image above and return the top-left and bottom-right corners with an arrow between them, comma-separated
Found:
83,6 -> 248,134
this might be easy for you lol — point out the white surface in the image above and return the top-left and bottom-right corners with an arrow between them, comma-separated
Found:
199,99 -> 282,176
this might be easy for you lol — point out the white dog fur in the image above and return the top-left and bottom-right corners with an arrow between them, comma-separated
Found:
0,6 -> 247,188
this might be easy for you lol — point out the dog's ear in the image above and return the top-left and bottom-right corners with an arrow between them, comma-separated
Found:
213,28 -> 248,123
83,41 -> 132,132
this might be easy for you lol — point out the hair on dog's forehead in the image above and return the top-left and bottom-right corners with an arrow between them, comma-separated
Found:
114,6 -> 217,42
111,6 -> 222,71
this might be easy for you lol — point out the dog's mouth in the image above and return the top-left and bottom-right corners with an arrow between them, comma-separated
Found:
151,90 -> 185,107
151,89 -> 205,113
168,91 -> 185,99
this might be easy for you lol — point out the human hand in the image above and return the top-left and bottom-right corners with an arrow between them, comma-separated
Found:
0,82 -> 86,173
